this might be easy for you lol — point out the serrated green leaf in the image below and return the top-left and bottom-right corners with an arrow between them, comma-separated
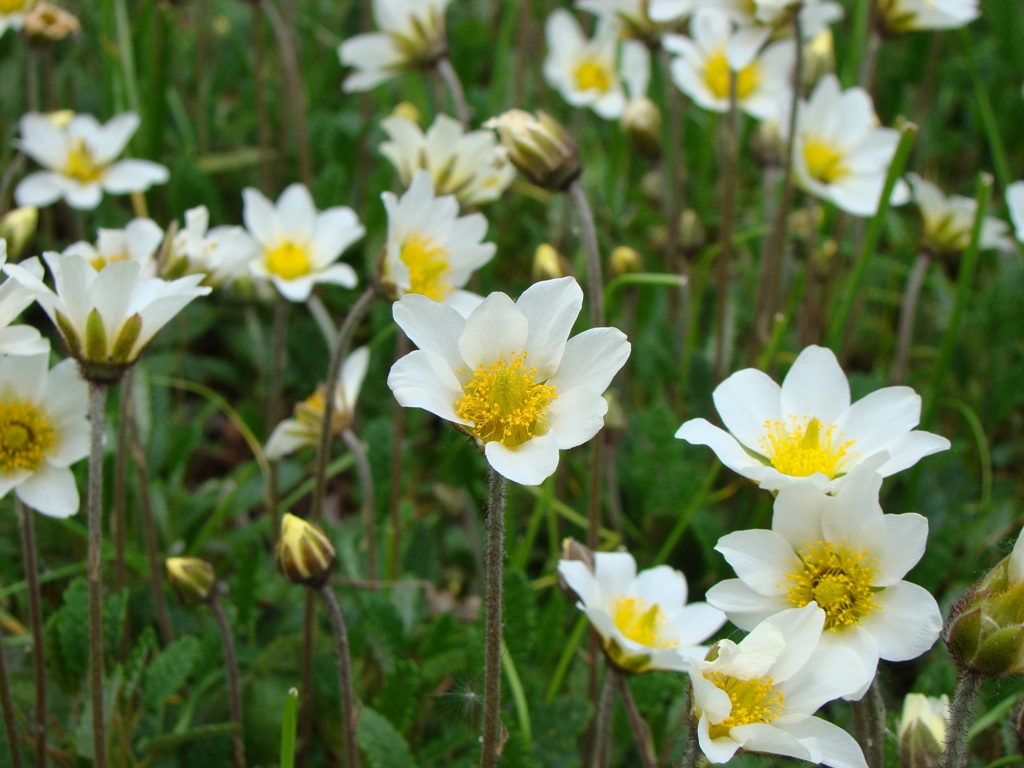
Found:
377,658 -> 420,733
142,635 -> 200,710
103,587 -> 128,657
356,707 -> 419,768
56,578 -> 89,683
121,627 -> 157,703
502,570 -> 536,657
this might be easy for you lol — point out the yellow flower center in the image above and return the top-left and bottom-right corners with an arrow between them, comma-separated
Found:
265,241 -> 312,281
803,139 -> 849,184
454,352 -> 557,448
705,673 -> 785,740
759,416 -> 855,479
399,234 -> 451,301
786,540 -> 880,630
0,400 -> 56,475
573,58 -> 613,93
612,595 -> 679,649
704,51 -> 760,101
89,253 -> 130,272
63,139 -> 104,184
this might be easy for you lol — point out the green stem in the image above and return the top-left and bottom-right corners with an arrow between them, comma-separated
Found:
616,670 -> 657,768
892,251 -> 931,384
958,29 -> 1012,191
208,587 -> 246,768
16,500 -> 46,768
590,670 -> 615,768
480,469 -> 507,768
942,670 -> 981,768
568,179 -> 606,328
319,584 -> 359,768
87,381 -> 110,768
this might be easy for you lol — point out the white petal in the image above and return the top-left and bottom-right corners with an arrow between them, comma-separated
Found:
14,172 -> 64,208
549,327 -> 630,395
712,368 -> 782,450
484,432 -> 560,485
276,184 -> 317,240
853,512 -> 927,586
763,604 -> 826,683
731,722 -> 812,762
777,644 -> 869,714
675,418 -> 770,479
242,187 -> 280,246
781,717 -> 868,768
310,207 -> 364,266
714,529 -> 793,596
392,294 -> 468,380
593,551 -> 637,596
63,182 -> 104,210
546,386 -> 607,449
705,579 -> 786,631
697,713 -> 742,764
91,112 -> 140,165
780,345 -> 850,421
17,113 -> 67,168
516,277 -> 583,379
873,431 -> 950,476
630,565 -> 688,606
862,581 -> 942,662
387,349 -> 463,424
835,386 -> 922,457
558,560 -> 600,608
265,420 -> 316,459
459,291 -> 527,368
16,463 -> 80,518
772,481 -> 827,547
101,160 -> 169,193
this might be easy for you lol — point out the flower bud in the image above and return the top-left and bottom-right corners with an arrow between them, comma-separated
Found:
751,119 -> 785,169
24,2 -> 82,44
898,693 -> 948,768
485,109 -> 581,192
0,207 -> 38,258
621,97 -> 662,159
166,557 -> 216,606
532,243 -> 565,282
802,28 -> 835,91
391,101 -> 421,125
277,513 -> 336,588
608,246 -> 644,277
678,209 -> 706,256
558,537 -> 594,600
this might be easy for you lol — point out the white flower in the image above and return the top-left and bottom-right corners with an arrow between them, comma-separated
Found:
0,240 -> 49,356
557,550 -> 726,673
266,347 -> 370,460
689,604 -> 869,768
908,173 -> 1012,255
647,0 -> 700,24
387,277 -> 630,485
577,0 -> 682,40
170,206 -> 257,285
676,345 -> 950,493
1007,181 -> 1024,243
878,0 -> 979,33
63,218 -> 164,279
4,253 -> 211,377
14,112 -> 169,210
0,353 -> 89,518
898,693 -> 949,748
0,0 -> 38,38
664,9 -> 795,121
382,170 -> 496,316
788,75 -> 910,217
338,0 -> 452,92
380,114 -> 516,207
242,184 -> 364,303
544,10 -> 627,119
706,460 -> 943,700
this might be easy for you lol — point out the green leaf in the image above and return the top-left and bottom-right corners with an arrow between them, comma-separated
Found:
56,578 -> 90,683
280,687 -> 299,768
139,722 -> 239,756
356,707 -> 419,768
502,570 -> 536,657
377,658 -> 420,734
142,635 -> 200,710
103,587 -> 129,657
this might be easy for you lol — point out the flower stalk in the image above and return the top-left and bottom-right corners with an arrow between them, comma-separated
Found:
713,71 -> 740,383
112,370 -> 133,597
319,584 -> 359,768
480,469 -> 507,768
591,671 -> 615,768
207,585 -> 247,768
852,682 -> 886,768
892,252 -> 931,384
16,499 -> 47,768
942,670 -> 980,768
0,622 -> 25,768
87,380 -> 110,768
436,56 -> 470,128
615,671 -> 658,768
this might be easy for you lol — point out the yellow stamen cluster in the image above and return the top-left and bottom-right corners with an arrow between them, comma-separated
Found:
0,400 -> 55,475
399,234 -> 451,301
265,241 -> 312,281
803,140 -> 849,184
759,416 -> 855,479
573,59 -> 613,93
705,673 -> 785,740
63,139 -> 104,184
612,595 -> 679,649
704,51 -> 760,101
786,540 -> 880,629
0,0 -> 29,12
455,352 -> 557,448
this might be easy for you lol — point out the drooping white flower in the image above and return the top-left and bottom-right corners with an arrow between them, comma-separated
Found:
387,277 -> 630,485
338,0 -> 453,92
380,114 -> 515,207
557,550 -> 726,673
908,173 -> 1012,255
63,218 -> 164,279
544,10 -> 627,119
676,345 -> 950,493
663,9 -> 795,121
169,206 -> 257,285
14,112 -> 169,210
707,459 -> 943,699
381,170 -> 496,316
0,0 -> 38,38
787,75 -> 910,217
877,0 -> 979,33
689,604 -> 869,767
1007,181 -> 1024,243
242,184 -> 364,303
0,240 -> 49,356
266,347 -> 370,460
0,353 -> 89,518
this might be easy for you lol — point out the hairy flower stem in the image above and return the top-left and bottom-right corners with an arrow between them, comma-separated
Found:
208,586 -> 246,768
342,429 -> 378,582
436,56 -> 470,128
615,671 -> 657,768
112,370 -> 132,599
942,670 -> 980,768
319,584 -> 359,768
713,74 -> 740,383
852,681 -> 885,768
87,381 -> 110,768
681,680 -> 701,768
16,500 -> 46,768
480,470 -> 507,768
568,180 -> 606,329
892,252 -> 931,385
0,624 -> 25,768
591,670 -> 615,768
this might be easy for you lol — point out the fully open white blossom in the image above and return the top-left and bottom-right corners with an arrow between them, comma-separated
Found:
242,184 -> 364,303
63,218 -> 164,279
14,112 -> 169,210
170,206 -> 257,285
689,604 -> 869,768
676,345 -> 950,493
558,550 -> 726,673
544,10 -> 628,119
908,173 -> 1012,255
388,277 -> 630,485
707,459 -> 943,699
0,353 -> 88,518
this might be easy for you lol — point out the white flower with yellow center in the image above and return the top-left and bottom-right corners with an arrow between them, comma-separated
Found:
380,114 -> 516,207
908,173 -> 1012,256
169,206 -> 257,285
242,184 -> 364,303
0,352 -> 89,518
788,75 -> 911,217
663,9 -> 795,120
338,0 -> 452,92
706,461 -> 943,700
0,239 -> 48,356
544,10 -> 627,120
1007,181 -> 1024,244
63,218 -> 164,279
557,550 -> 726,673
690,604 -> 869,767
878,0 -> 978,33
676,345 -> 950,493
387,277 -> 630,485
0,0 -> 36,36
382,170 -> 496,316
14,112 -> 169,211
266,346 -> 369,460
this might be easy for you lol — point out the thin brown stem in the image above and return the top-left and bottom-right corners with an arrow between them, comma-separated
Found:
436,56 -> 470,128
568,180 -> 606,328
615,671 -> 657,768
87,381 -> 109,768
251,4 -> 275,194
658,47 -> 685,273
852,681 -> 885,768
892,252 -> 931,385
480,469 -> 507,768
713,72 -> 739,384
208,587 -> 246,768
16,500 -> 46,768
0,624 -> 25,768
342,429 -> 378,582
319,585 -> 359,768
590,670 -> 615,768
112,370 -> 133,599
942,670 -> 980,768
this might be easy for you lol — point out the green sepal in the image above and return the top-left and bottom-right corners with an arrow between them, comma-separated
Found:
84,307 -> 108,362
111,313 -> 142,363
